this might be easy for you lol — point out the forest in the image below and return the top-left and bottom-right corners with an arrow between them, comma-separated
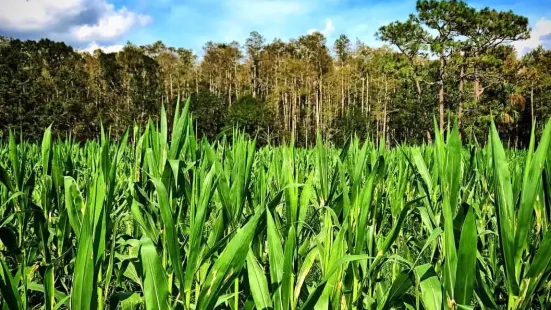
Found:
0,0 -> 550,146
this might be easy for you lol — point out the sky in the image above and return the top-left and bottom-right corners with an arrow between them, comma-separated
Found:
0,0 -> 550,56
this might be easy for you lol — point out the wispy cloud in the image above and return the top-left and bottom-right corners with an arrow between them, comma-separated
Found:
308,19 -> 335,37
71,6 -> 151,42
513,18 -> 551,54
80,41 -> 125,53
0,0 -> 151,47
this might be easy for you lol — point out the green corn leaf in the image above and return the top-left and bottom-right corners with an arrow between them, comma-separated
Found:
414,264 -> 442,310
379,270 -> 414,310
294,248 -> 318,303
8,130 -> 20,190
411,148 -> 433,200
184,164 -> 216,301
70,202 -> 96,310
446,123 -> 462,214
246,250 -> 272,310
298,255 -> 372,310
489,121 -> 519,295
267,207 -> 284,310
41,125 -> 52,176
139,237 -> 171,310
0,164 -> 14,192
379,198 -> 417,254
27,282 -> 69,306
44,265 -> 55,310
150,177 -> 185,291
515,119 -> 551,264
525,227 -> 551,278
121,295 -> 143,310
160,105 -> 168,146
0,260 -> 23,310
281,225 -> 296,310
64,177 -> 83,238
197,208 -> 264,310
454,207 -> 477,306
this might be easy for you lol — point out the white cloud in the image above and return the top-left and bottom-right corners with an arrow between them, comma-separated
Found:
71,6 -> 151,42
308,19 -> 335,37
513,18 -> 551,54
80,41 -> 125,53
0,0 -> 151,45
0,0 -> 84,32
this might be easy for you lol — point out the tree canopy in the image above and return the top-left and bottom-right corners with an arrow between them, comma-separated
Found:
0,0 -> 548,147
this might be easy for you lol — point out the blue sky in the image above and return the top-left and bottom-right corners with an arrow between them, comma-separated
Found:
0,0 -> 550,55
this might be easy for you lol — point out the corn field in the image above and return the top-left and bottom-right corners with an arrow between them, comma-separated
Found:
2,98 -> 551,310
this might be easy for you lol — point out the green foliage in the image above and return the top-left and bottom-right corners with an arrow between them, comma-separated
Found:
227,94 -> 273,141
0,0 -> 546,148
331,106 -> 370,145
1,100 -> 551,310
189,89 -> 228,140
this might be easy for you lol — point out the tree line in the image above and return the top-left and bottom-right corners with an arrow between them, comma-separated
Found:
1,0 -> 550,146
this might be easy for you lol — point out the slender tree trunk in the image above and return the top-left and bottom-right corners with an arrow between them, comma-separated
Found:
228,69 -> 232,106
284,77 -> 288,132
347,74 -> 351,109
170,73 -> 173,102
367,74 -> 370,114
306,92 -> 310,147
415,80 -> 422,103
376,119 -> 380,142
195,68 -> 199,94
458,63 -> 465,132
293,84 -> 297,139
316,80 -> 320,133
531,83 -> 535,126
234,64 -> 238,102
474,58 -> 481,101
283,95 -> 288,132
383,75 -> 388,145
341,64 -> 345,113
438,54 -> 445,132
320,73 -> 323,131
361,77 -> 365,113
253,64 -> 257,98
304,97 -> 311,147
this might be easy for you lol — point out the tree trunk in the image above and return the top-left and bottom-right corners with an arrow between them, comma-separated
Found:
306,92 -> 310,147
473,59 -> 481,101
415,79 -> 422,103
169,73 -> 173,102
320,73 -> 323,131
315,80 -> 320,133
341,64 -> 345,113
438,54 -> 445,132
195,69 -> 199,94
347,74 -> 351,108
253,64 -> 257,98
367,74 -> 370,114
458,63 -> 465,132
293,85 -> 297,139
361,77 -> 365,113
383,75 -> 388,146
531,83 -> 534,126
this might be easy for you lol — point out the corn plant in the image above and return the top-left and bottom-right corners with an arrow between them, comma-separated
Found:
2,98 -> 551,309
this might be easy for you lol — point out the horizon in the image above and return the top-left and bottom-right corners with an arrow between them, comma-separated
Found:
1,0 -> 550,57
